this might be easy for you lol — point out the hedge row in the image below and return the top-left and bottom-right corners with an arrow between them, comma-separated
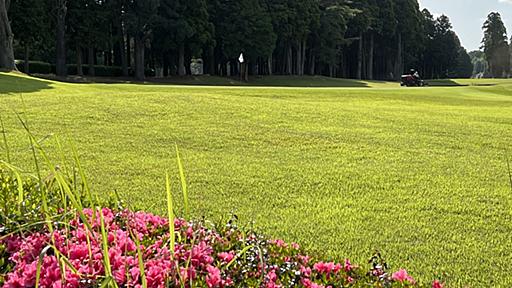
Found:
15,60 -> 155,77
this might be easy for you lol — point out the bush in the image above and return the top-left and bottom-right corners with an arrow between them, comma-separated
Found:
0,207 -> 444,288
14,60 -> 156,78
14,60 -> 52,74
0,166 -> 444,287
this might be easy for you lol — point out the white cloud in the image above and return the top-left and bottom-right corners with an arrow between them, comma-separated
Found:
499,0 -> 512,4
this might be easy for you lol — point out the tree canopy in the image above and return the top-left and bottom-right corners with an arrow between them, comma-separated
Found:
481,12 -> 510,78
1,0 -> 507,79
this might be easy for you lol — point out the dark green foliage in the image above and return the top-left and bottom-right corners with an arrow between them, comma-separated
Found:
9,0 -> 50,73
420,13 -> 468,79
215,0 -> 276,62
15,60 -> 52,74
125,0 -> 160,80
5,0 -> 479,79
481,12 -> 510,78
449,48 -> 474,78
69,65 -> 123,77
9,0 -> 47,48
315,0 -> 353,74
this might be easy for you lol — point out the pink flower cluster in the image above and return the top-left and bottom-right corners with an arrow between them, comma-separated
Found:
2,208 -> 231,288
0,208 -> 445,288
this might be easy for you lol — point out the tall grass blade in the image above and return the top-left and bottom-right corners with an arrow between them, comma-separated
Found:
99,277 -> 113,288
165,171 -> 175,259
15,113 -> 93,232
1,161 -> 25,214
14,112 -> 45,215
175,145 -> 189,219
0,115 -> 11,163
226,244 -> 255,268
35,245 -> 52,288
98,204 -> 118,288
54,136 -> 71,180
50,244 -> 80,275
130,228 -> 148,288
99,207 -> 112,274
70,140 -> 92,203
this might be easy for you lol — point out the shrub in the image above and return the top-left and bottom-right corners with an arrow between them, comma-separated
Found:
14,60 -> 156,78
0,207 -> 442,288
14,60 -> 52,74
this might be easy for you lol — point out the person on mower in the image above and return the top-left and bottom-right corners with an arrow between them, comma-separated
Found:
410,69 -> 420,80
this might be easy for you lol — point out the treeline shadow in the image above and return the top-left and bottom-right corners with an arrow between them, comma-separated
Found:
427,79 -> 497,87
427,79 -> 468,87
34,74 -> 373,88
0,73 -> 54,94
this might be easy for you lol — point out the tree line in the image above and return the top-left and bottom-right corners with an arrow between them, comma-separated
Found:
0,0 -> 506,81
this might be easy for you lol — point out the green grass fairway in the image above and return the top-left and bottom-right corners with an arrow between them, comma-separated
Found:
1,72 -> 512,286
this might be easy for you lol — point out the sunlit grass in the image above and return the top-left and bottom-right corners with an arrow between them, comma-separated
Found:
1,73 -> 512,285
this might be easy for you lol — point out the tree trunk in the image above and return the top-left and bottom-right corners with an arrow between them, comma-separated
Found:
368,33 -> 374,80
300,40 -> 307,76
395,33 -> 403,80
296,41 -> 301,76
126,35 -> 131,74
120,35 -> 128,76
386,58 -> 393,80
209,46 -> 215,75
357,32 -> 363,80
88,46 -> 95,76
244,62 -> 249,81
55,0 -> 67,77
185,49 -> 191,75
309,53 -> 315,75
178,43 -> 186,76
76,45 -> 83,76
113,41 -> 121,66
267,55 -> 272,76
134,34 -> 145,81
24,44 -> 29,74
163,53 -> 169,77
286,46 -> 292,75
0,0 -> 15,70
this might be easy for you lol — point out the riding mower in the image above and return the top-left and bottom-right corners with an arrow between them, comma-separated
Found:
400,70 -> 428,87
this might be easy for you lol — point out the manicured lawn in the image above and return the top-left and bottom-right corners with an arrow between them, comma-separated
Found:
1,72 -> 512,286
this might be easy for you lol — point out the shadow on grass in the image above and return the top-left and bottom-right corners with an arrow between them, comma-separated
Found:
426,79 -> 468,87
426,79 -> 497,87
0,73 -> 54,94
33,74 -> 374,88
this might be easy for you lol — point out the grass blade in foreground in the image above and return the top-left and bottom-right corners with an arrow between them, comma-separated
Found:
166,171 -> 175,259
175,145 -> 189,220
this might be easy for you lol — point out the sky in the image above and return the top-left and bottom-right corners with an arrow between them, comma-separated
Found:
418,0 -> 512,51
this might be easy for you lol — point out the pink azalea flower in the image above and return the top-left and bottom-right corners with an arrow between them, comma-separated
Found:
344,259 -> 352,272
432,280 -> 444,288
273,239 -> 287,248
392,269 -> 416,283
313,262 -> 335,274
217,251 -> 235,263
206,265 -> 222,288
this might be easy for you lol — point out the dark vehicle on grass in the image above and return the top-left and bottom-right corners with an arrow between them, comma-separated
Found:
400,69 -> 428,87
